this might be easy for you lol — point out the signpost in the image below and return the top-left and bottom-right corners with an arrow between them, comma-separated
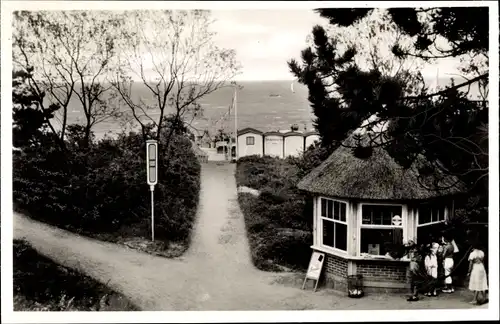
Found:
146,140 -> 158,242
302,251 -> 325,292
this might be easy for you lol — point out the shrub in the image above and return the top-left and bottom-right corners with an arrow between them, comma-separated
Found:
287,143 -> 330,178
259,228 -> 313,269
238,155 -> 314,271
236,155 -> 302,190
13,239 -> 138,311
13,126 -> 201,246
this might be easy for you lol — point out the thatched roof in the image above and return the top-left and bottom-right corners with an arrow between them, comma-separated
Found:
297,134 -> 466,201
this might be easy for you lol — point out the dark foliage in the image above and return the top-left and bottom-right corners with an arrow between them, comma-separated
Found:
238,193 -> 313,271
287,143 -> 330,178
13,239 -> 138,311
316,7 -> 488,59
289,7 -> 488,198
13,127 -> 201,245
237,157 -> 314,271
12,69 -> 62,149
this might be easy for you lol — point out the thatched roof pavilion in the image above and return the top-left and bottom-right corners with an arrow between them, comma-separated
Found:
297,134 -> 465,201
297,124 -> 467,294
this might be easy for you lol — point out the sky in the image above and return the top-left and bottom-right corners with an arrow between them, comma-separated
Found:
209,9 -> 462,81
210,10 -> 324,81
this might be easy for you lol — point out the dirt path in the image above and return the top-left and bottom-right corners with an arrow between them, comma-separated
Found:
14,162 -> 480,310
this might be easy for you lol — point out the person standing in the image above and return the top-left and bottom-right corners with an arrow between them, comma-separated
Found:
404,241 -> 422,301
441,234 -> 455,293
424,243 -> 439,296
436,239 -> 445,292
467,243 -> 488,305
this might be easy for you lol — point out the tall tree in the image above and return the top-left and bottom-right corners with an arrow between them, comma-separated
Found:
12,69 -> 61,149
289,7 -> 489,194
112,10 -> 240,154
13,10 -> 124,147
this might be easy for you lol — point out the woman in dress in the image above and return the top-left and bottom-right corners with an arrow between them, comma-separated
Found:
467,242 -> 488,305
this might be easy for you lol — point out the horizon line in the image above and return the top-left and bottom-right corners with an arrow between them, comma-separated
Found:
36,75 -> 459,85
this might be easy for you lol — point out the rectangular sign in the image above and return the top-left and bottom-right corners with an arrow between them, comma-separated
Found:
306,251 -> 325,280
146,140 -> 158,186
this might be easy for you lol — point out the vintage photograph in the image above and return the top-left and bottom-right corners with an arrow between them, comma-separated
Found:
1,0 -> 498,321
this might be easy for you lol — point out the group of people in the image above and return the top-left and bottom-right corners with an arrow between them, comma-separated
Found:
405,233 -> 488,305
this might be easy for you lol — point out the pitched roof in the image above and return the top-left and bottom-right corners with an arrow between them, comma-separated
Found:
283,131 -> 305,138
304,131 -> 320,137
237,127 -> 263,136
263,131 -> 284,137
297,134 -> 466,201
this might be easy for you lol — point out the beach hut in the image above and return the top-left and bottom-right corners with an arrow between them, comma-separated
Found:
237,128 -> 264,158
304,131 -> 320,149
283,131 -> 305,157
297,132 -> 465,293
263,131 -> 284,158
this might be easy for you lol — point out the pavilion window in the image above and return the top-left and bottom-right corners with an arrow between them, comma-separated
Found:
360,204 -> 403,256
417,203 -> 447,245
320,198 -> 348,251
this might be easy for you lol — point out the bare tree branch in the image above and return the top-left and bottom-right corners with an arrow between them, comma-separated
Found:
112,10 -> 240,155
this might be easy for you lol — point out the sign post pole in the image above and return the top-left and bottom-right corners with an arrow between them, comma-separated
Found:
146,140 -> 158,242
150,185 -> 155,242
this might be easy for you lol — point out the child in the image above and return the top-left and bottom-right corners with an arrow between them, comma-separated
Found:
404,241 -> 422,301
467,243 -> 488,305
424,243 -> 439,296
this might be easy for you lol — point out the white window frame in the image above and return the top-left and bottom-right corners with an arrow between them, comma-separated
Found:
318,197 -> 349,253
357,202 -> 406,256
417,204 -> 447,227
246,136 -> 255,145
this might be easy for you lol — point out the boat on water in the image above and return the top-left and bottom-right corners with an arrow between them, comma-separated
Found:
269,93 -> 281,98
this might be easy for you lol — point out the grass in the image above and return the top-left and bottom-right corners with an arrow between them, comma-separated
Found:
13,239 -> 139,311
236,155 -> 313,272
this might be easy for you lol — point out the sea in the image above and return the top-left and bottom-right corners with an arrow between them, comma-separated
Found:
57,78 -> 483,140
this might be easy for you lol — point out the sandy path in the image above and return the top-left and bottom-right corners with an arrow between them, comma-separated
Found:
14,162 -> 480,311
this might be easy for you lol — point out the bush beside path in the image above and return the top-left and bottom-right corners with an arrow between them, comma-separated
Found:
236,155 -> 313,271
13,131 -> 201,258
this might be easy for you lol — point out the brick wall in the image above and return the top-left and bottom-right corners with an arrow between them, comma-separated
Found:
324,253 -> 348,278
356,260 -> 407,283
321,253 -> 409,293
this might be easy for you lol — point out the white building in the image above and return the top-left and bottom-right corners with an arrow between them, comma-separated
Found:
234,127 -> 321,160
304,131 -> 320,149
237,128 -> 264,158
263,131 -> 284,158
283,131 -> 305,157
